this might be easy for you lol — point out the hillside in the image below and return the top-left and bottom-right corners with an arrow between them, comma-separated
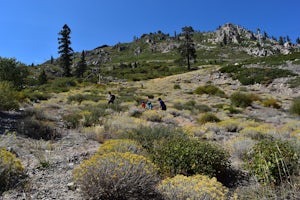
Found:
1,23 -> 300,199
38,23 -> 300,82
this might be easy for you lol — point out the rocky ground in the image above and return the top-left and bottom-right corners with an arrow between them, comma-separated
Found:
0,108 -> 100,200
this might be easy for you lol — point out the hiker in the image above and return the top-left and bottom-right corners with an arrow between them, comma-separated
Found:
158,98 -> 167,110
108,91 -> 115,104
146,100 -> 153,110
141,101 -> 146,109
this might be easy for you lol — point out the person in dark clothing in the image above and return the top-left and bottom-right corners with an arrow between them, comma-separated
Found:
158,98 -> 166,110
108,91 -> 115,104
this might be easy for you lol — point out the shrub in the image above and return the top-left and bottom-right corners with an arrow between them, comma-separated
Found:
290,97 -> 300,115
125,125 -> 188,153
230,92 -> 253,108
224,106 -> 242,114
173,84 -> 181,89
220,65 -> 296,85
67,93 -> 102,104
288,76 -> 300,88
173,100 -> 211,113
152,137 -> 230,179
194,84 -> 226,97
235,183 -> 300,200
141,110 -> 163,122
262,98 -> 281,109
97,139 -> 147,156
245,138 -> 299,185
0,81 -> 19,111
74,152 -> 161,200
0,148 -> 25,193
48,77 -> 77,92
157,174 -> 228,200
62,112 -> 81,129
198,113 -> 221,124
17,117 -> 60,140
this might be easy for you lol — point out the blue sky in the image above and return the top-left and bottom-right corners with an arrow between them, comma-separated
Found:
1,0 -> 299,65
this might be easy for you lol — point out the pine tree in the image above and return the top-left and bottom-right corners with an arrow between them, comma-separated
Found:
296,37 -> 300,44
178,26 -> 197,70
58,24 -> 73,77
75,50 -> 87,78
278,36 -> 285,45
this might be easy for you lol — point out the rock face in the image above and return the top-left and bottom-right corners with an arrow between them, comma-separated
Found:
64,23 -> 298,66
215,23 -> 255,44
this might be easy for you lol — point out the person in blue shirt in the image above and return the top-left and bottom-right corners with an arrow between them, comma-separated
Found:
146,100 -> 153,110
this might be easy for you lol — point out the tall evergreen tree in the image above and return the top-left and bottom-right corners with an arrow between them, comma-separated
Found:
278,36 -> 285,45
50,56 -> 54,64
58,24 -> 73,77
296,37 -> 300,44
75,50 -> 87,78
178,26 -> 197,70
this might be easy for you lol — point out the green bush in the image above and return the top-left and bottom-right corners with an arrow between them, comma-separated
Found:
62,113 -> 82,129
220,65 -> 296,85
23,91 -> 52,102
290,97 -> 300,115
198,112 -> 221,124
224,106 -> 242,114
74,152 -> 161,200
288,76 -> 300,88
262,98 -> 281,109
157,174 -> 228,200
125,125 -> 188,153
194,84 -> 226,97
0,148 -> 25,193
0,58 -> 28,88
173,84 -> 181,89
97,139 -> 147,156
152,137 -> 230,179
0,81 -> 19,111
235,184 -> 300,200
245,138 -> 299,185
42,77 -> 77,93
230,92 -> 254,108
67,93 -> 102,104
17,117 -> 60,140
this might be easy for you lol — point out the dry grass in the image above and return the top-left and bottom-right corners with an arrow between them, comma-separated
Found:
3,65 -> 300,198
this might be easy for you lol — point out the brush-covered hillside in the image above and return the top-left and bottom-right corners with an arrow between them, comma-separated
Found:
1,23 -> 300,199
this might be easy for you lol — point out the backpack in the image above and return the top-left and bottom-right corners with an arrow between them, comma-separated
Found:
111,95 -> 115,100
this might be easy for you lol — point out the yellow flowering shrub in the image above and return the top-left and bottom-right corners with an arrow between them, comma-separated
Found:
240,123 -> 275,139
97,139 -> 147,156
262,98 -> 281,109
141,110 -> 163,122
0,148 -> 24,193
82,125 -> 106,143
181,125 -> 206,137
104,114 -> 147,138
218,119 -> 243,132
157,174 -> 228,200
73,152 -> 161,199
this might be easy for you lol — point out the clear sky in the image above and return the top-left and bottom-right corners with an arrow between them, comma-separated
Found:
1,0 -> 299,65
